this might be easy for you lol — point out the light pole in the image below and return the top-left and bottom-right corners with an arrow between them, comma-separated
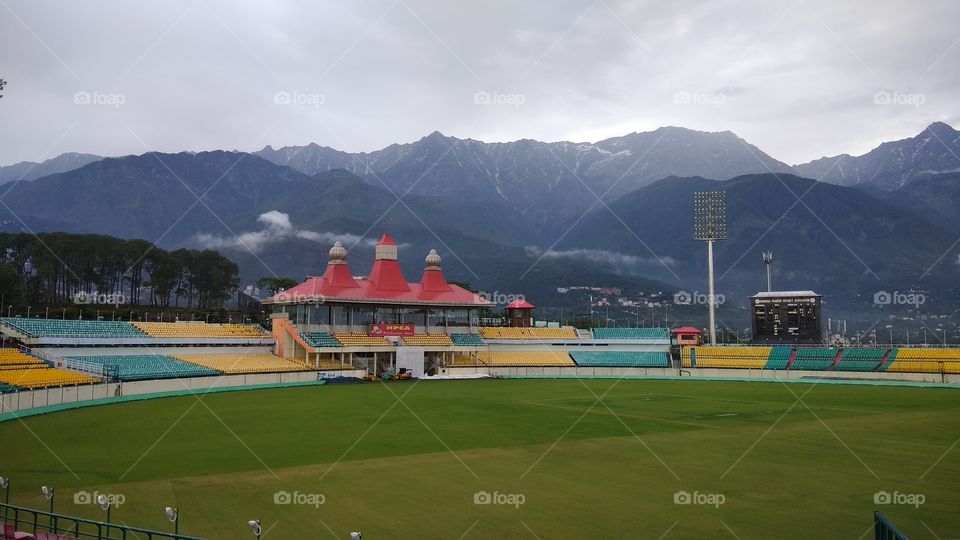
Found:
97,494 -> 112,524
41,485 -> 55,532
694,191 -> 727,346
248,519 -> 262,539
62,308 -> 67,319
762,251 -> 773,292
165,506 -> 180,535
0,476 -> 9,521
26,306 -> 31,318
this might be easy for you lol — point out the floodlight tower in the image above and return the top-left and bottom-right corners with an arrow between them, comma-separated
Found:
693,191 -> 727,345
762,251 -> 773,292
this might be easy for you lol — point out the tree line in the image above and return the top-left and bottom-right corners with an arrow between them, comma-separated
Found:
0,232 -> 240,310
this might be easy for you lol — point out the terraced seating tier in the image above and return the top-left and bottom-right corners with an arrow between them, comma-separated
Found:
764,347 -> 792,369
173,353 -> 311,374
885,348 -> 960,373
686,346 -> 771,369
300,332 -> 342,348
449,352 -> 487,366
478,327 -> 578,340
1,318 -> 145,338
450,333 -> 484,346
570,351 -> 669,367
402,334 -> 453,346
132,322 -> 269,338
0,367 -> 99,389
0,349 -> 45,366
67,355 -> 220,381
591,328 -> 669,340
790,348 -> 838,370
473,351 -> 575,367
836,348 -> 886,371
0,363 -> 47,371
332,333 -> 391,347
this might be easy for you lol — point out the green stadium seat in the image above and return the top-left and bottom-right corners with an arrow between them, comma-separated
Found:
764,347 -> 793,369
790,348 -> 837,370
570,351 -> 670,367
835,348 -> 886,371
300,332 -> 342,347
1,318 -> 146,338
450,333 -> 484,346
67,355 -> 220,381
591,328 -> 670,341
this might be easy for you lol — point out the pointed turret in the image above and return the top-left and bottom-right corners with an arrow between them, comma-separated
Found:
367,234 -> 410,292
420,249 -> 452,292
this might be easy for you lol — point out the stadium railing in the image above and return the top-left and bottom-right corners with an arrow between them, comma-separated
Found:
1,502 -> 202,540
873,511 -> 908,540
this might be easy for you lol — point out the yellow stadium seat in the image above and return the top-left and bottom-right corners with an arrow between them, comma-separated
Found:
332,333 -> 391,346
687,346 -> 772,369
0,367 -> 99,389
401,334 -> 453,346
478,327 -> 577,340
172,353 -> 310,374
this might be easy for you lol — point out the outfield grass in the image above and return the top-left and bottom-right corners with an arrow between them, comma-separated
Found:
1,379 -> 959,539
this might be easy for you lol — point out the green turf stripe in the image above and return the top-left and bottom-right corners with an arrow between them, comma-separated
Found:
0,380 -> 328,423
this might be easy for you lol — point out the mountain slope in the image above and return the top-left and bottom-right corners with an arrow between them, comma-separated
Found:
880,171 -> 960,234
558,173 -> 959,302
0,152 -> 104,184
256,127 -> 794,228
794,122 -> 960,190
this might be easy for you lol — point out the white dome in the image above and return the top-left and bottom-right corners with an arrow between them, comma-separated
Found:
425,249 -> 441,267
329,241 -> 347,262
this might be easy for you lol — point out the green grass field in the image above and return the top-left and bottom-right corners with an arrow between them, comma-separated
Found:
1,378 -> 959,539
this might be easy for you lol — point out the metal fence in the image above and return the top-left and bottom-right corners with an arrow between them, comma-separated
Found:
874,511 -> 909,540
1,503 -> 203,540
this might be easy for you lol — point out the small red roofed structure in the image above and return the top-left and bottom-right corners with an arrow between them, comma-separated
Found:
672,326 -> 702,346
506,298 -> 535,327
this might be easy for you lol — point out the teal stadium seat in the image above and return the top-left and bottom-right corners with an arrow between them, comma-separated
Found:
67,355 -> 220,381
300,332 -> 342,347
570,351 -> 670,367
450,334 -> 484,346
764,347 -> 793,369
591,328 -> 670,341
790,348 -> 837,370
1,318 -> 146,338
836,348 -> 886,371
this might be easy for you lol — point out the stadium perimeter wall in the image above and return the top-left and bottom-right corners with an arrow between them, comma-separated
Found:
441,366 -> 960,384
0,370 -> 365,415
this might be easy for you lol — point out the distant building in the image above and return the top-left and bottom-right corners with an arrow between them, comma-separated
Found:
750,290 -> 822,344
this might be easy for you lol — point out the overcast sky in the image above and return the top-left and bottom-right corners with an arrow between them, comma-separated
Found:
2,0 -> 958,166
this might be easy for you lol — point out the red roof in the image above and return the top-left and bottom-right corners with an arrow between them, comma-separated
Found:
506,299 -> 535,309
268,235 -> 493,307
672,326 -> 702,334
